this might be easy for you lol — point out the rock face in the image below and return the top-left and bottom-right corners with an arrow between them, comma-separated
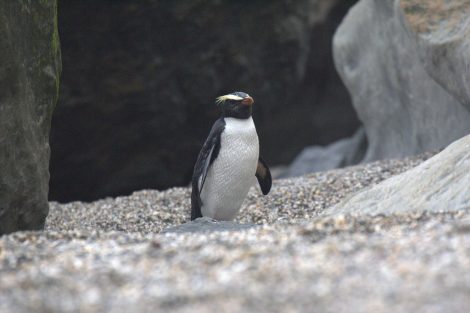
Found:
50,0 -> 360,202
281,127 -> 366,177
333,0 -> 470,162
328,134 -> 470,216
0,1 -> 61,234
401,0 -> 470,111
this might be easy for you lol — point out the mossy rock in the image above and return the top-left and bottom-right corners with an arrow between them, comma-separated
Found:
0,0 -> 61,234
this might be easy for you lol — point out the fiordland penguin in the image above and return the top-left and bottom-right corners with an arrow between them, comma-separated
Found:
191,92 -> 272,221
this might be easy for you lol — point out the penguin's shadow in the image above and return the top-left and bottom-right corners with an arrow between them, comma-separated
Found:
160,216 -> 258,234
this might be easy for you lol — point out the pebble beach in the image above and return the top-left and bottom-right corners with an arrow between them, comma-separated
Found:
1,153 -> 470,313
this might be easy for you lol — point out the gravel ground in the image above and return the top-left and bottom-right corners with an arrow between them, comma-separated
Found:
46,153 -> 434,232
2,153 -> 470,313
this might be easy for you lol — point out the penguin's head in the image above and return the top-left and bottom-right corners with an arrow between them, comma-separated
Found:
215,91 -> 254,119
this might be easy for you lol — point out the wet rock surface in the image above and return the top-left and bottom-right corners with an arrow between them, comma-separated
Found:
3,151 -> 470,312
0,0 -> 61,234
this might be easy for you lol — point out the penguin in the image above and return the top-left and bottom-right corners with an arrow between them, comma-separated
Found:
191,91 -> 272,221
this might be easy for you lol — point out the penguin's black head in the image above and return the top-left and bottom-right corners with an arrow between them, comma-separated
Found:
215,91 -> 254,119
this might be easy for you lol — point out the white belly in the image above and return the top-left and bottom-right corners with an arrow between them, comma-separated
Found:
200,117 -> 259,220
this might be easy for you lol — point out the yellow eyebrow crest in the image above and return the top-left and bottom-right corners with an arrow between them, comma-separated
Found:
215,94 -> 244,104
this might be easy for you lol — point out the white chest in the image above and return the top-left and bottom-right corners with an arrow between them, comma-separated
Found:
222,117 -> 259,156
200,117 -> 259,220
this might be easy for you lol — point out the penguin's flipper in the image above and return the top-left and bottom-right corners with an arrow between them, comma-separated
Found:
191,118 -> 226,220
256,156 -> 272,195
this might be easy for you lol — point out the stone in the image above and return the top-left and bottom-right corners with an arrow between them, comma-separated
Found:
161,217 -> 258,234
400,0 -> 470,111
281,127 -> 366,177
50,0 -> 360,202
327,134 -> 470,216
333,0 -> 470,162
0,1 -> 61,234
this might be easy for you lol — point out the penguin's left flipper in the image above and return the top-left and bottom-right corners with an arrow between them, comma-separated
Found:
256,156 -> 272,195
191,118 -> 226,220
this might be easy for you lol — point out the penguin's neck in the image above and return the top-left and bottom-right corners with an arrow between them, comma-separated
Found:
221,106 -> 252,119
223,117 -> 257,137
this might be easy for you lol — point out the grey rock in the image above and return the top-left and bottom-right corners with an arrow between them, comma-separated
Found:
0,1 -> 61,234
328,134 -> 470,216
282,127 -> 366,177
161,217 -> 258,234
50,0 -> 360,202
400,0 -> 470,111
333,0 -> 470,162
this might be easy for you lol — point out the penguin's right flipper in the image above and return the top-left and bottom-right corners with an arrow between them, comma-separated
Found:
191,118 -> 226,220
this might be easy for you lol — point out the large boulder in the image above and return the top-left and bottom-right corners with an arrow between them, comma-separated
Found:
50,0 -> 360,202
401,0 -> 470,111
333,0 -> 470,162
0,1 -> 61,234
328,134 -> 470,215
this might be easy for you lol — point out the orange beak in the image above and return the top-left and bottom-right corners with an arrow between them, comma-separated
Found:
241,96 -> 254,106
